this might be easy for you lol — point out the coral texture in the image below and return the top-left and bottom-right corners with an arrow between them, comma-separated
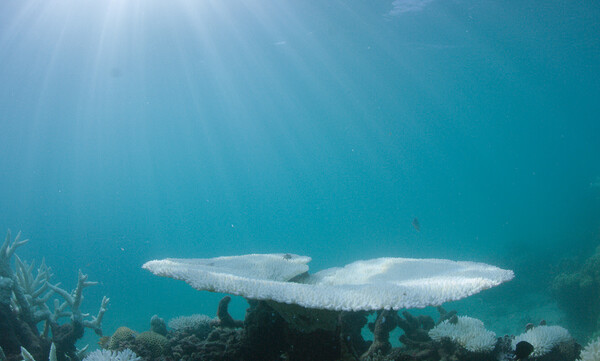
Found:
149,316 -> 166,336
0,230 -> 108,361
100,296 -> 585,361
168,314 -> 214,332
428,316 -> 497,352
108,328 -> 137,350
579,337 -> 600,361
134,331 -> 167,358
552,246 -> 600,334
143,253 -> 514,311
512,325 -> 571,357
83,349 -> 140,361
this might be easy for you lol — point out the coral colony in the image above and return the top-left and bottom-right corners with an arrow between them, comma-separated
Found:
3,231 -> 600,361
0,231 -> 108,361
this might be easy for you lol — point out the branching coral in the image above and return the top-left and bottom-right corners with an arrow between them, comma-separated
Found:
0,230 -> 109,361
361,310 -> 399,359
46,270 -> 109,334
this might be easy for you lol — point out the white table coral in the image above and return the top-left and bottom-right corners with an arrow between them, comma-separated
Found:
143,253 -> 514,311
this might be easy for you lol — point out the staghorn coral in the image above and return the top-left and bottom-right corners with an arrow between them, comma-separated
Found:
0,230 -> 109,361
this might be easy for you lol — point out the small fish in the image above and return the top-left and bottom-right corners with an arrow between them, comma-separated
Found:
515,341 -> 534,360
412,217 -> 420,232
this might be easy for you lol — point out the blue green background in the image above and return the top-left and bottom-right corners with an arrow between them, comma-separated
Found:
1,0 -> 599,345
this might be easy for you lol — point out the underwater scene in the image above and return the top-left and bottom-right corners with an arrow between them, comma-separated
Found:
1,0 -> 600,360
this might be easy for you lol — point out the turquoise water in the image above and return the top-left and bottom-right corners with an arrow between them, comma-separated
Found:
1,0 -> 599,345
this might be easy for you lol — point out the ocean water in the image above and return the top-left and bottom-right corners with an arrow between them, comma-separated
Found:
1,0 -> 599,348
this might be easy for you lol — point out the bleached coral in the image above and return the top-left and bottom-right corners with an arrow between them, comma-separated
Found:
512,325 -> 571,357
20,344 -> 56,361
83,349 -> 141,361
12,256 -> 55,323
143,254 -> 514,311
578,336 -> 600,361
428,316 -> 497,352
168,314 -> 214,331
1,229 -> 109,336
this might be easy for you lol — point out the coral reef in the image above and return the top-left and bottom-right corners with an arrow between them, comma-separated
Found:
143,253 -> 514,311
428,316 -> 497,353
133,332 -> 167,358
149,316 -> 166,336
362,310 -> 399,359
579,337 -> 600,361
214,296 -> 244,328
0,230 -> 109,361
20,343 -> 57,361
104,296 -> 587,361
552,246 -> 600,334
167,314 -> 215,339
108,327 -> 137,350
396,309 -> 437,347
339,311 -> 371,358
82,349 -> 140,361
512,325 -> 572,357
